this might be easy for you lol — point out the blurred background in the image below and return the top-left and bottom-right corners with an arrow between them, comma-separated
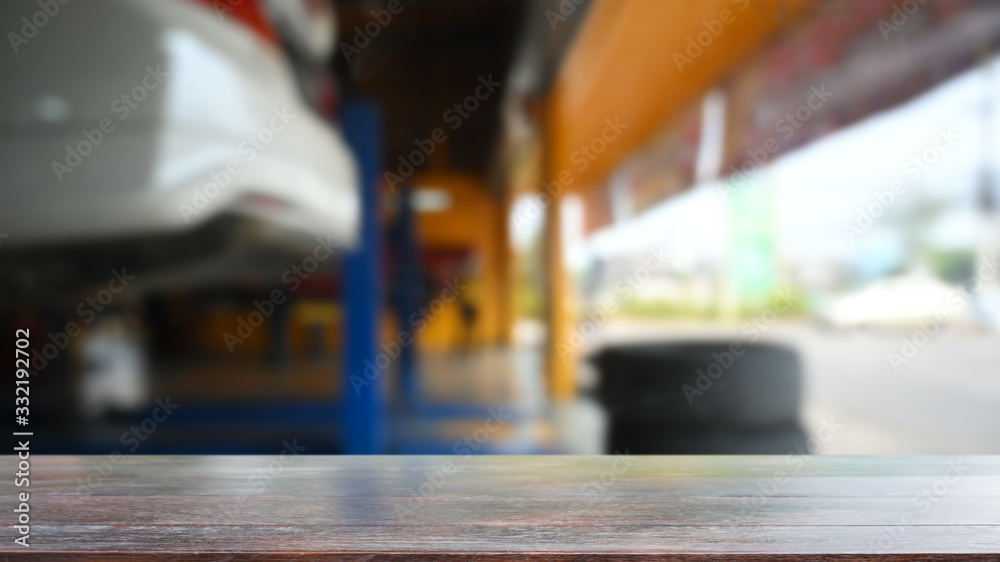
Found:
2,0 -> 998,455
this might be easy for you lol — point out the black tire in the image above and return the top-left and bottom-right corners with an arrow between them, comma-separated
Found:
607,419 -> 809,455
594,341 -> 802,430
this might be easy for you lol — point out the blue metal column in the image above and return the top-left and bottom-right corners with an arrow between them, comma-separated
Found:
341,100 -> 387,454
396,186 -> 421,404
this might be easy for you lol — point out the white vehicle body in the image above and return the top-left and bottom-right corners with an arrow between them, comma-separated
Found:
0,0 -> 357,296
822,271 -> 974,330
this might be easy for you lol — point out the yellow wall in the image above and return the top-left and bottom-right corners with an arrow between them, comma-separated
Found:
407,173 -> 503,351
188,174 -> 507,357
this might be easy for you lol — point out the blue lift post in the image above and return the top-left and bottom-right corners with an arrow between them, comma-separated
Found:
395,185 -> 421,405
340,102 -> 537,455
341,100 -> 387,454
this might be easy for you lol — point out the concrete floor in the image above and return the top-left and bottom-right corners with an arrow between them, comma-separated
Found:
143,318 -> 998,454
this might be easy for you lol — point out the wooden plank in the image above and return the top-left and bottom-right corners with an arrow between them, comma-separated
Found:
9,524 -> 1000,557
19,475 -> 1000,499
20,495 -> 1000,527
1,455 -> 998,559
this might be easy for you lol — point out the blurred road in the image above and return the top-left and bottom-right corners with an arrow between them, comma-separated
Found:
591,321 -> 1000,454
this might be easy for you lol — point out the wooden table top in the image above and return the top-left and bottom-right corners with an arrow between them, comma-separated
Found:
2,455 -> 999,560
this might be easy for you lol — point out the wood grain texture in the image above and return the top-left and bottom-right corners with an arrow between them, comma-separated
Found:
1,455 -> 999,560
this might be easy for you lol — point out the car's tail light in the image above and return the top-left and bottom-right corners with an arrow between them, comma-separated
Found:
192,0 -> 279,46
240,193 -> 289,210
318,73 -> 339,120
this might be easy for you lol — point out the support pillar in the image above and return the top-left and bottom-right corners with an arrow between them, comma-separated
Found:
544,187 -> 574,399
341,100 -> 387,454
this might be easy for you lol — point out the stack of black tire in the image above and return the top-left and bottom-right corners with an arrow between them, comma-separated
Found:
593,341 -> 807,454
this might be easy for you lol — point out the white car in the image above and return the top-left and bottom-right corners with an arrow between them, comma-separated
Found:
821,271 -> 974,330
0,0 -> 357,297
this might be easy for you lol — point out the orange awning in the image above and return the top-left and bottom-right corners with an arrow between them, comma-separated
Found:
548,0 -> 819,190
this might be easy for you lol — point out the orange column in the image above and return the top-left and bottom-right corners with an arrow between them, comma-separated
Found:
544,194 -> 574,399
543,96 -> 574,399
495,189 -> 514,346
